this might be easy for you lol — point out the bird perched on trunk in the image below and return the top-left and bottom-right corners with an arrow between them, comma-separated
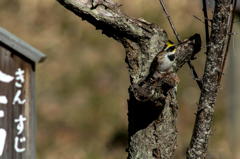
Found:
149,40 -> 177,77
157,40 -> 176,72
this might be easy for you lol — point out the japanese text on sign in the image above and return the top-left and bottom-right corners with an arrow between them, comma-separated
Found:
0,68 -> 27,156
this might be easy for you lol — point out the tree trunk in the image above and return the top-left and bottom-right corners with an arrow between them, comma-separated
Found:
187,0 -> 236,158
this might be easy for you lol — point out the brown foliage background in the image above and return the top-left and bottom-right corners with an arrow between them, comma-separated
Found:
0,0 -> 234,158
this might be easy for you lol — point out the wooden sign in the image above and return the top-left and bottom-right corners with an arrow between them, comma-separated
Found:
0,27 -> 46,159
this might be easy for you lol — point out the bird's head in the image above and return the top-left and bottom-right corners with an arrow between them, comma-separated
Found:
164,40 -> 176,53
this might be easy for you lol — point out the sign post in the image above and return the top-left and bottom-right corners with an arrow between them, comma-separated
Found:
0,27 -> 46,159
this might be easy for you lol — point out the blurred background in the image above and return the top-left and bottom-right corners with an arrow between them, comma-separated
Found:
0,0 -> 239,159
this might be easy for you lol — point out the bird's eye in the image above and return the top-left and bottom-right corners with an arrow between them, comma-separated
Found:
166,46 -> 176,52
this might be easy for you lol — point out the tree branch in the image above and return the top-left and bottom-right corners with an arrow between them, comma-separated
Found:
158,0 -> 181,43
202,0 -> 210,46
57,0 -> 150,41
219,0 -> 237,83
57,0 -> 170,84
187,0 -> 235,158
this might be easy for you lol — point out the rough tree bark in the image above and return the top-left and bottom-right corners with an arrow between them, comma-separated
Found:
56,0 -> 235,159
187,0 -> 236,158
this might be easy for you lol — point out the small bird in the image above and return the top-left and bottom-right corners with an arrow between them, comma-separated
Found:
146,40 -> 179,89
156,40 -> 176,72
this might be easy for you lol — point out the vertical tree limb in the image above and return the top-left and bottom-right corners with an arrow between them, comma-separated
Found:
219,0 -> 237,83
187,0 -> 236,158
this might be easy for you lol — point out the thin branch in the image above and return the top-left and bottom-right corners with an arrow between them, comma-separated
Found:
158,0 -> 181,43
193,15 -> 211,28
187,61 -> 203,89
218,0 -> 237,83
202,0 -> 210,45
159,0 -> 202,89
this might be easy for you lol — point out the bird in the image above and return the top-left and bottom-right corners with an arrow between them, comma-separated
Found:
145,40 -> 179,91
156,40 -> 176,73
